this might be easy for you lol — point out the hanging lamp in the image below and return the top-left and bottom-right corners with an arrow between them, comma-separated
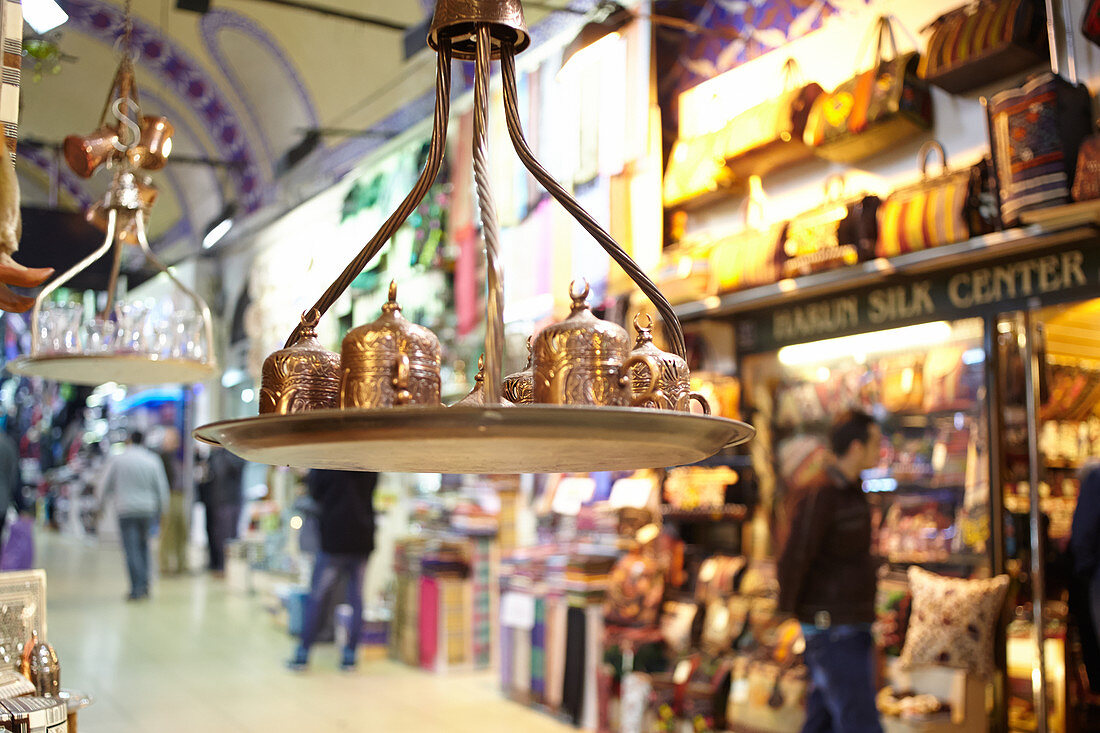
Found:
194,0 -> 752,473
8,0 -> 216,386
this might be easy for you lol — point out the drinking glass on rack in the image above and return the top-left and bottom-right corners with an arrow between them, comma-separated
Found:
39,303 -> 83,355
82,318 -> 117,354
113,300 -> 150,354
166,310 -> 203,360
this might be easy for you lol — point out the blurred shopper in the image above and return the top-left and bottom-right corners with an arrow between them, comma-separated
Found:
99,431 -> 169,601
199,448 -> 245,577
288,469 -> 378,672
778,410 -> 883,733
1070,461 -> 1100,691
0,430 -> 19,541
157,428 -> 188,576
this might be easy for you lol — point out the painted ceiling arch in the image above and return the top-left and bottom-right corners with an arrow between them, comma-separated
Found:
198,8 -> 319,164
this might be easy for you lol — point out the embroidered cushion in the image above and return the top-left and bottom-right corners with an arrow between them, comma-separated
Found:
898,566 -> 1008,677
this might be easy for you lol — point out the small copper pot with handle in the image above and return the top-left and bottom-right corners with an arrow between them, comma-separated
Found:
532,280 -> 661,407
502,336 -> 534,404
339,281 -> 442,408
629,313 -> 710,413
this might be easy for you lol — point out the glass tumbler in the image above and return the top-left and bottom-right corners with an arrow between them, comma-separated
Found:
114,300 -> 150,354
82,318 -> 117,354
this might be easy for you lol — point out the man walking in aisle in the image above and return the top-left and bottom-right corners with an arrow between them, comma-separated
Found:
778,410 -> 883,733
99,430 -> 169,601
288,469 -> 378,672
199,448 -> 245,577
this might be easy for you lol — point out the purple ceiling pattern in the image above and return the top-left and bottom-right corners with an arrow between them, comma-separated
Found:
59,0 -> 268,212
198,9 -> 319,165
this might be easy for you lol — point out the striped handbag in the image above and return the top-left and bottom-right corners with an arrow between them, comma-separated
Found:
919,0 -> 1047,93
876,141 -> 997,257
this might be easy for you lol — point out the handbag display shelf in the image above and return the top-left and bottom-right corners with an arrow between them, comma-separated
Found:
671,222 -> 1094,323
804,15 -> 933,164
919,0 -> 1048,93
876,141 -> 998,258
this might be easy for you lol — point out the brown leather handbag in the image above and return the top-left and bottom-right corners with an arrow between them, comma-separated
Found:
804,16 -> 933,164
919,0 -> 1047,93
1072,132 -> 1100,201
782,176 -> 880,278
709,194 -> 787,294
876,141 -> 998,257
721,59 -> 823,182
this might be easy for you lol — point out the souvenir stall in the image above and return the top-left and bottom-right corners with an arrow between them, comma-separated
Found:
641,0 -> 1100,730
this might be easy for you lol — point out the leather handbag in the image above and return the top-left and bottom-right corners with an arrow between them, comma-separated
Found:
1072,132 -> 1100,201
880,358 -> 924,413
783,176 -> 880,278
876,141 -> 998,257
721,59 -> 824,181
987,72 -> 1093,225
709,194 -> 787,294
654,237 -> 713,305
1085,0 -> 1100,46
919,0 -> 1047,93
663,127 -> 735,209
605,550 -> 665,628
804,16 -> 933,163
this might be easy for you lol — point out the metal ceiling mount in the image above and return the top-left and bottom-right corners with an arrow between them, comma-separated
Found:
428,0 -> 530,59
195,0 -> 752,474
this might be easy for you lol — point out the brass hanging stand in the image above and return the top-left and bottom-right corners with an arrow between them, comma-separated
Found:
194,0 -> 751,473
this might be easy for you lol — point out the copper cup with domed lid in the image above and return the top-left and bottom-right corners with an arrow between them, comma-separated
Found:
259,309 -> 341,415
629,312 -> 710,413
339,281 -> 442,409
532,280 -> 661,407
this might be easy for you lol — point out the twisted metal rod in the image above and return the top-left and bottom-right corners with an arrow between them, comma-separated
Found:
473,26 -> 504,405
498,44 -> 687,358
284,40 -> 454,348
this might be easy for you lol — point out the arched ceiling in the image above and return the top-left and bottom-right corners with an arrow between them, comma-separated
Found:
17,0 -> 583,254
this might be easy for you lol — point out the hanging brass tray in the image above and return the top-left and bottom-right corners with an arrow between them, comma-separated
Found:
193,405 -> 754,474
7,354 -> 217,386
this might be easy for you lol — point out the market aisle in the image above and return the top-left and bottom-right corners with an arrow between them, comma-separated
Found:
38,532 -> 571,733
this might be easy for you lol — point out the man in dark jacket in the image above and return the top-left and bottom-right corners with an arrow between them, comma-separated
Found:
288,469 -> 378,671
778,410 -> 883,733
199,448 -> 245,576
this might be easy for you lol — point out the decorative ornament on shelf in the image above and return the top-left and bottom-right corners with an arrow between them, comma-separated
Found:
7,0 -> 215,386
194,0 -> 753,474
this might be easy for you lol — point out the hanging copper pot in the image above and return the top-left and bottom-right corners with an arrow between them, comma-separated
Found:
63,126 -> 119,178
132,116 -> 174,170
85,176 -> 158,245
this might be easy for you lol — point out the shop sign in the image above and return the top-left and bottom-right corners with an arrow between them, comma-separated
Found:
736,245 -> 1098,352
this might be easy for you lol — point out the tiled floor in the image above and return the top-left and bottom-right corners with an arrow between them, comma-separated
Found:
38,532 -> 571,732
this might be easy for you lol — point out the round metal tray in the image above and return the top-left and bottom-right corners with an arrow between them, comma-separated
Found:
7,354 -> 217,386
194,405 -> 754,474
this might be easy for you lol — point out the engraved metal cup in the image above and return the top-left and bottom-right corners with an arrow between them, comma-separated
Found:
259,311 -> 341,415
501,335 -> 534,404
339,281 -> 442,409
629,313 -> 710,413
532,280 -> 661,407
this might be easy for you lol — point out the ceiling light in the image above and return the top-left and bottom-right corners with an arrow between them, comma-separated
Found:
24,0 -> 69,34
203,204 -> 236,249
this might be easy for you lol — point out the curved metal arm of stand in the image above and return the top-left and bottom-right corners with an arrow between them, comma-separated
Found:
284,40 -> 454,349
499,44 -> 686,359
473,25 -> 505,404
134,210 -> 218,367
31,209 -> 120,355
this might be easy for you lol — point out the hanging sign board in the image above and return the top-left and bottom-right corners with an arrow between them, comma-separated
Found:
735,243 -> 1100,353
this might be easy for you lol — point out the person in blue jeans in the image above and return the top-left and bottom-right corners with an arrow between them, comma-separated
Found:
777,410 -> 883,733
99,431 -> 169,601
288,469 -> 378,671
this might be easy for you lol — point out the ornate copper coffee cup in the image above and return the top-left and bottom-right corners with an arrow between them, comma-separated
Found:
259,310 -> 340,415
629,313 -> 710,413
132,116 -> 174,170
532,280 -> 661,407
339,281 -> 442,408
502,336 -> 534,404
63,126 -> 120,178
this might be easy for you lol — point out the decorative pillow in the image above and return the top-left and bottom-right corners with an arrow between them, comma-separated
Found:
898,566 -> 1009,678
